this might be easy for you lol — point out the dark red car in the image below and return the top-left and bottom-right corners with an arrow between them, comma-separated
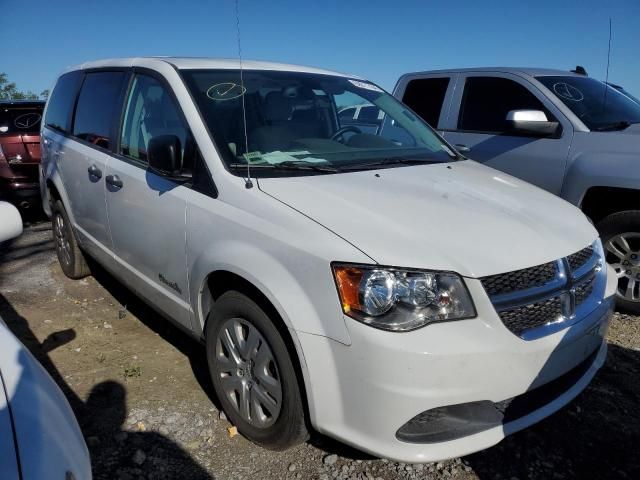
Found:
0,100 -> 45,208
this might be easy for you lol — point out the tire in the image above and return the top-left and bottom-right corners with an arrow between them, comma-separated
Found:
597,210 -> 640,315
205,291 -> 308,450
51,199 -> 91,279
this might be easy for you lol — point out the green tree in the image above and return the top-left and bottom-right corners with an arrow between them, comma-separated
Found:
0,72 -> 46,100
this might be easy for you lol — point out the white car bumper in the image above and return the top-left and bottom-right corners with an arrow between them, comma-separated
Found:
298,268 -> 616,463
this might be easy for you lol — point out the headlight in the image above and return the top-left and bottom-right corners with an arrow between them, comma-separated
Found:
332,264 -> 476,332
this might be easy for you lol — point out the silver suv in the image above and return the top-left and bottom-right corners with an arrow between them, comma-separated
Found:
395,68 -> 640,313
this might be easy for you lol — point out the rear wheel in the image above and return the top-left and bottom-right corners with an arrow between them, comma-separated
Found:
597,210 -> 640,314
51,199 -> 90,279
205,291 -> 308,449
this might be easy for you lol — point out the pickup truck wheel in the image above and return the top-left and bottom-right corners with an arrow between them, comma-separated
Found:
597,210 -> 640,314
205,291 -> 308,450
51,199 -> 90,279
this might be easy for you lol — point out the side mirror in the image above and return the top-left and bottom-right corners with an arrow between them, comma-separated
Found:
0,202 -> 23,242
506,110 -> 560,137
148,135 -> 183,177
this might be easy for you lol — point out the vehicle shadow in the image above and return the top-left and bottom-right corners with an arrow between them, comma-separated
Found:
85,258 -> 224,413
464,341 -> 640,480
0,294 -> 214,480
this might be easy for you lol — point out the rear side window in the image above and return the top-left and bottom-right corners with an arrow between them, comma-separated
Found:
458,77 -> 550,133
402,77 -> 450,127
72,71 -> 126,149
44,71 -> 82,134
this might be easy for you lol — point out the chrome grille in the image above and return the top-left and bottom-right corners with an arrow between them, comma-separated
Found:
480,262 -> 557,296
497,296 -> 563,337
575,277 -> 595,306
481,242 -> 603,340
567,245 -> 594,272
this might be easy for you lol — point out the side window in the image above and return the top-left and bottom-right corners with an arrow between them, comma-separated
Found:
458,77 -> 551,133
358,105 -> 382,123
402,77 -> 450,127
120,74 -> 191,168
73,71 -> 126,149
44,71 -> 82,134
338,107 -> 356,121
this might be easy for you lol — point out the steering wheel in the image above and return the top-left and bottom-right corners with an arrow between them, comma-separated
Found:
331,125 -> 362,142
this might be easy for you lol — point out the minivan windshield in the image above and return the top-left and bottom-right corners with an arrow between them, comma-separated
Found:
536,75 -> 640,131
181,69 -> 457,175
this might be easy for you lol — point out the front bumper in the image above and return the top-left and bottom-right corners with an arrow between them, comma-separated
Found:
298,267 -> 616,463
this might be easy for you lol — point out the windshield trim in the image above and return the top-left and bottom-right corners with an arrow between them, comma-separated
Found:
178,68 -> 462,179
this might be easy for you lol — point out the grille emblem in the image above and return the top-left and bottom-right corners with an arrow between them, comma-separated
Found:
559,259 -> 577,319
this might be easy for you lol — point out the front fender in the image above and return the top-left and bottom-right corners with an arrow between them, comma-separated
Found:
562,137 -> 640,206
189,240 -> 353,346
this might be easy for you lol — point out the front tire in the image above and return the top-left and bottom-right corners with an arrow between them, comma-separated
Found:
51,199 -> 90,279
597,210 -> 640,314
205,291 -> 308,450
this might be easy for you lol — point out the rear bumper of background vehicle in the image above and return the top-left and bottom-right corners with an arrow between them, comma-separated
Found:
298,271 -> 616,463
0,178 -> 40,206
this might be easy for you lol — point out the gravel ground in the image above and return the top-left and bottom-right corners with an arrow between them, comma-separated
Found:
0,216 -> 639,480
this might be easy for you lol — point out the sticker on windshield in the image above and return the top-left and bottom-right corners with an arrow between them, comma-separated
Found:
348,79 -> 383,92
243,151 -> 263,163
14,112 -> 41,129
553,82 -> 584,102
207,82 -> 247,101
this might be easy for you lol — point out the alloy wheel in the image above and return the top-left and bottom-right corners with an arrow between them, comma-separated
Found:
53,213 -> 72,266
605,232 -> 640,303
215,318 -> 283,428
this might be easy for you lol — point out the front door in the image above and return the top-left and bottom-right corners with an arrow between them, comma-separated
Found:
442,73 -> 573,195
105,72 -> 193,329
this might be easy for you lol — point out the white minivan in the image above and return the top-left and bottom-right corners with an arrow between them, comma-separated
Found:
40,57 -> 616,463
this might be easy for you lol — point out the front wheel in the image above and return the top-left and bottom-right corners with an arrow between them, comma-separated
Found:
205,291 -> 308,450
597,210 -> 640,314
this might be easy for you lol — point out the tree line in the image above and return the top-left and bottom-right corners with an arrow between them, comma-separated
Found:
0,73 -> 49,100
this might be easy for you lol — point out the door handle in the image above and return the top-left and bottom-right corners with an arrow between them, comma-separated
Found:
105,174 -> 123,189
88,164 -> 102,179
454,144 -> 471,154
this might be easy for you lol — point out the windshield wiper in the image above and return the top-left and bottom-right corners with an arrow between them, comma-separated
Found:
341,157 -> 443,171
593,121 -> 637,132
229,161 -> 340,173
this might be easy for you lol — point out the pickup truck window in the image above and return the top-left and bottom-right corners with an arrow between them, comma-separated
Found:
458,77 -> 551,134
537,75 -> 640,131
402,77 -> 449,127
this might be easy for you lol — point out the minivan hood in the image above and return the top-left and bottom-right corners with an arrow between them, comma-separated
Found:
258,160 -> 597,278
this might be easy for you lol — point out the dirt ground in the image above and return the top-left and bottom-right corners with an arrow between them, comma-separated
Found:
0,216 -> 639,480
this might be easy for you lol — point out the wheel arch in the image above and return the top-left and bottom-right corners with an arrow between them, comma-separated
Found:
580,186 -> 640,224
44,173 -> 76,225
